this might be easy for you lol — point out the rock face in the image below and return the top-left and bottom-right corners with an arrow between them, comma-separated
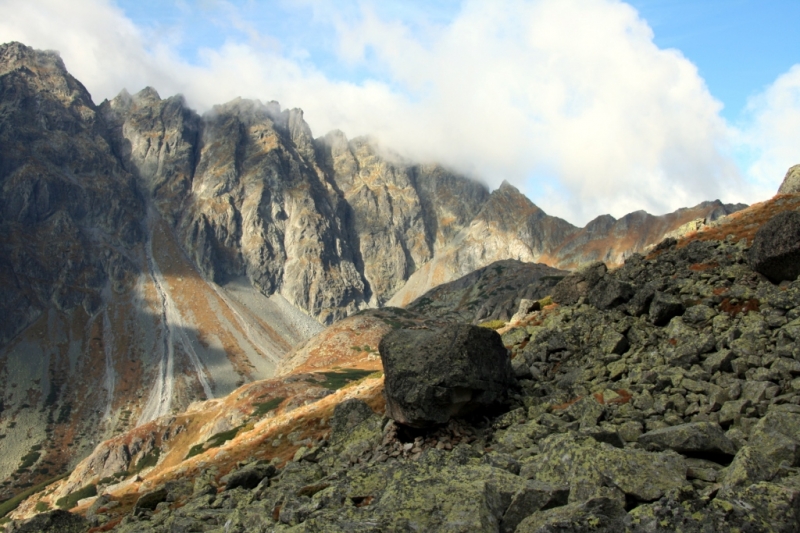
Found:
0,42 -> 143,348
778,164 -> 800,194
379,324 -> 515,427
748,210 -> 800,282
388,185 -> 746,307
404,259 -> 567,324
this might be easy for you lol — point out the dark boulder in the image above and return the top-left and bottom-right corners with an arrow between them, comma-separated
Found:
748,211 -> 800,282
221,462 -> 277,491
133,487 -> 168,514
586,278 -> 635,310
9,510 -> 88,533
627,282 -> 658,317
379,324 -> 515,427
551,262 -> 607,306
649,292 -> 684,326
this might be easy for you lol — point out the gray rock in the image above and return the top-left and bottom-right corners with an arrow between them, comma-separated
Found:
649,292 -> 685,326
6,510 -> 88,533
133,487 -> 168,514
627,282 -> 658,317
520,433 -> 687,503
379,324 -> 515,427
778,164 -> 800,194
586,278 -> 635,310
501,481 -> 570,533
683,304 -> 717,325
748,210 -> 800,282
515,497 -> 629,533
600,330 -> 629,355
638,421 -> 736,457
221,462 -> 277,491
552,262 -> 607,306
330,398 -> 377,442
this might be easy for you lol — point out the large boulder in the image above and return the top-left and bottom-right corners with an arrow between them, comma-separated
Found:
551,262 -> 607,306
778,164 -> 800,194
748,211 -> 800,282
378,324 -> 515,427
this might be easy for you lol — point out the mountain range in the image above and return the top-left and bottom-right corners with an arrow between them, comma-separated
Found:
0,41 -> 746,504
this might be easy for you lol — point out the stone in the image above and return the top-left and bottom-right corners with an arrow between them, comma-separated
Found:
638,421 -> 736,457
600,331 -> 629,355
748,210 -> 800,282
719,400 -> 751,426
703,350 -> 734,373
500,482 -> 570,533
133,488 -> 168,514
552,262 -> 607,306
778,164 -> 800,194
649,292 -> 685,326
520,433 -> 687,503
586,278 -> 635,310
683,304 -> 717,325
221,462 -> 277,491
561,396 -> 605,427
627,282 -> 658,317
379,324 -> 516,427
330,399 -> 376,442
514,497 -> 629,533
8,510 -> 89,533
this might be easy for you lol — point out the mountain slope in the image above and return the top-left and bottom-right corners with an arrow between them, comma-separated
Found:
0,41 -> 748,503
7,191 -> 799,531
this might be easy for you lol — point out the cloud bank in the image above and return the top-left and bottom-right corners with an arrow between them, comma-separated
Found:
0,0 -> 797,225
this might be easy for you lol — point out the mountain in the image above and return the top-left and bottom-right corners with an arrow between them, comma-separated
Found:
0,41 -> 746,502
5,191 -> 800,531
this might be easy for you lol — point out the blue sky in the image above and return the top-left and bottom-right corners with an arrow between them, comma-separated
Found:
1,0 -> 799,225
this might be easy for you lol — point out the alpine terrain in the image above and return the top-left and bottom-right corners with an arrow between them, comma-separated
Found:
2,41 -> 784,532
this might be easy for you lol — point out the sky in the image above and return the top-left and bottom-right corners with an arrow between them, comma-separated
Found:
1,0 -> 798,226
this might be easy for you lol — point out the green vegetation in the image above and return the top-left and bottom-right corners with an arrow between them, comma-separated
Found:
18,446 -> 42,471
252,397 -> 285,418
478,320 -> 506,330
318,369 -> 375,390
538,296 -> 553,307
55,483 -> 96,510
132,447 -> 161,473
185,426 -> 244,460
0,472 -> 70,518
34,501 -> 48,512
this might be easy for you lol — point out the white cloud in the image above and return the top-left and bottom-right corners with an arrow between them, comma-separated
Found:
0,0 -> 781,225
740,64 -> 800,195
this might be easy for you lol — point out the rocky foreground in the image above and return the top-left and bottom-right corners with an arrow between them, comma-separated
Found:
7,196 -> 800,532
